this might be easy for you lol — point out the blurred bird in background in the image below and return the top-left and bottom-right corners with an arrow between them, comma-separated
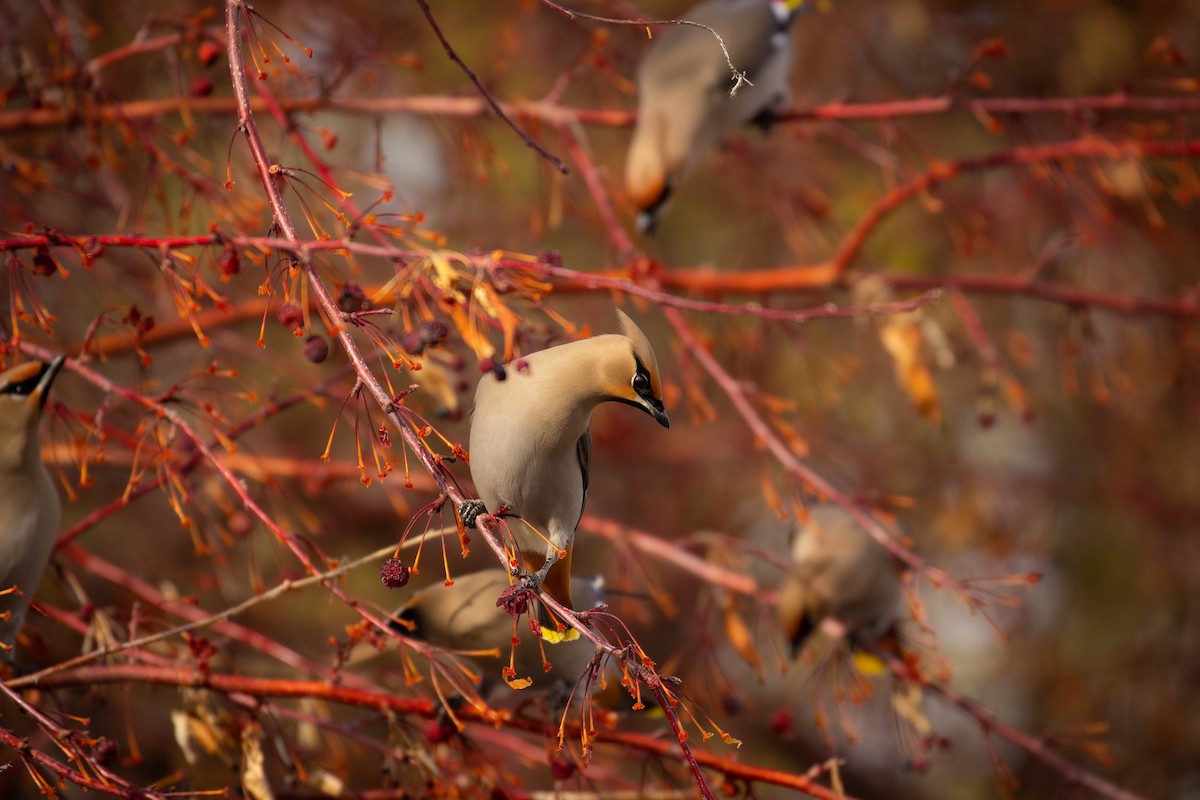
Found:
778,503 -> 904,655
392,569 -> 607,706
459,310 -> 668,643
626,0 -> 808,233
0,356 -> 65,668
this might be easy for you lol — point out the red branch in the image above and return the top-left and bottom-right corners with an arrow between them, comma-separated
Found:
24,663 -> 854,799
2,232 -> 1194,321
4,90 -> 1200,133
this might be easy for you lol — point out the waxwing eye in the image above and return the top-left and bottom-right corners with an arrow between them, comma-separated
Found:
632,372 -> 650,393
3,378 -> 37,396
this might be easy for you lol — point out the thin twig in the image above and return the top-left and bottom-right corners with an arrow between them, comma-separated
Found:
539,0 -> 747,87
413,0 -> 568,174
14,544 -> 397,687
884,654 -> 1148,800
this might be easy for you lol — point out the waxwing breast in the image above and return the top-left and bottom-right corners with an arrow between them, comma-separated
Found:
467,362 -> 589,534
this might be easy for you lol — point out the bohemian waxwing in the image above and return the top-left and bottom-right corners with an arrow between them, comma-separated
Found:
778,504 -> 904,653
626,0 -> 806,233
459,310 -> 668,642
392,569 -> 606,700
0,356 -> 65,665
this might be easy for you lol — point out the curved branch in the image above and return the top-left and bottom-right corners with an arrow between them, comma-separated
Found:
26,663 -> 856,799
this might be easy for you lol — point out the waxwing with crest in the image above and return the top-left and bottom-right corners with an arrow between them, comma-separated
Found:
0,356 -> 65,665
626,0 -> 808,233
459,311 -> 668,642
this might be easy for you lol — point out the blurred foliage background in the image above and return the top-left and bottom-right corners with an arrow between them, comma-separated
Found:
1,0 -> 1199,798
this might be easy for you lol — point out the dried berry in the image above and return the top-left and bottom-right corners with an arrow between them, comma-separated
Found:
276,301 -> 303,330
399,331 -> 424,355
419,320 -> 448,347
496,584 -> 531,618
31,248 -> 57,276
303,335 -> 329,363
550,756 -> 576,781
380,558 -> 410,588
90,737 -> 120,766
337,282 -> 368,313
217,246 -> 240,277
189,76 -> 214,98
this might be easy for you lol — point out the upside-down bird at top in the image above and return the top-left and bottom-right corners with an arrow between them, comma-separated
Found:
459,311 -> 669,642
626,0 -> 808,233
0,356 -> 66,666
778,503 -> 904,654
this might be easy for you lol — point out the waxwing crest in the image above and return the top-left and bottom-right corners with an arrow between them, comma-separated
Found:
615,309 -> 663,399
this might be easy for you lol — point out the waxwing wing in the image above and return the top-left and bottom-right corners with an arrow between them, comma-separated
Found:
459,310 -> 668,642
778,504 -> 904,653
626,0 -> 806,233
393,569 -> 606,701
0,356 -> 65,665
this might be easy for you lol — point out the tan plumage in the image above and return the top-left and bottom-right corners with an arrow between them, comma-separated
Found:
626,0 -> 803,233
778,504 -> 903,653
0,356 -> 65,665
393,569 -> 606,698
462,311 -> 668,641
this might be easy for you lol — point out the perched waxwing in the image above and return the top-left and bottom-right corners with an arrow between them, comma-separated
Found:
778,504 -> 903,653
459,310 -> 668,642
0,356 -> 65,665
626,0 -> 807,233
393,569 -> 606,699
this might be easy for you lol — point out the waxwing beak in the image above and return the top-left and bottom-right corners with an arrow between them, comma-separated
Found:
649,402 -> 669,429
34,356 -> 66,411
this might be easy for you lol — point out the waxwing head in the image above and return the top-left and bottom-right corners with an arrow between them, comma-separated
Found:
609,310 -> 669,428
0,356 -> 65,471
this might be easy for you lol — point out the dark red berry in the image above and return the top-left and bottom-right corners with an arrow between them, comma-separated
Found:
399,331 -> 425,355
337,282 -> 369,313
550,756 -> 576,781
91,737 -> 120,766
276,301 -> 303,330
189,76 -> 214,97
496,585 -> 530,617
217,246 -> 240,277
419,320 -> 448,347
303,335 -> 329,363
31,249 -> 57,276
380,559 -> 410,588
